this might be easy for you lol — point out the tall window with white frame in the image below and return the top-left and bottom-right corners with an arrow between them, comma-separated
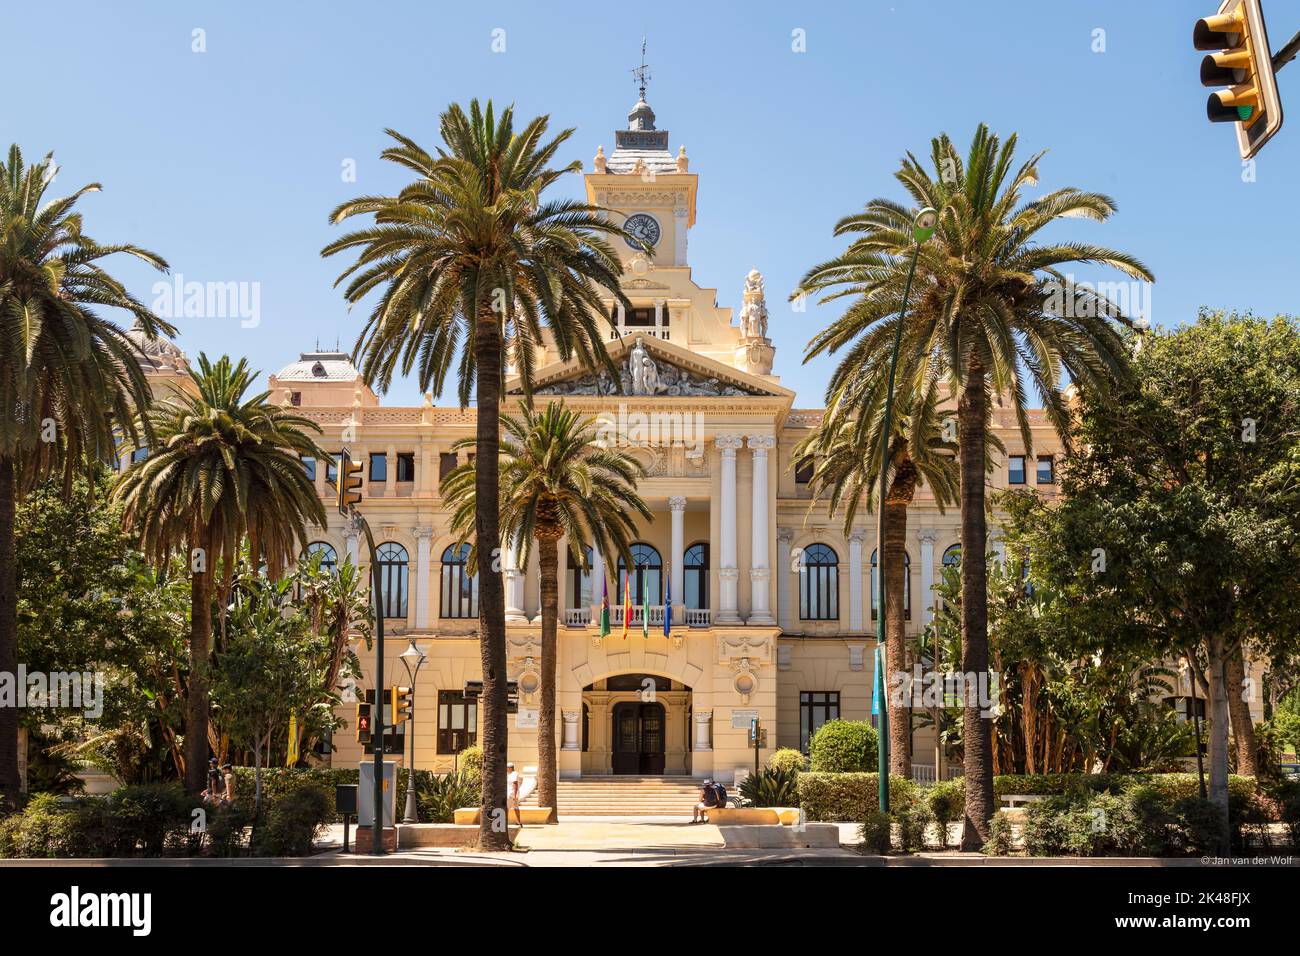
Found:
441,543 -> 477,619
799,543 -> 839,620
800,691 -> 840,753
376,542 -> 408,619
869,549 -> 910,620
683,543 -> 709,610
570,545 -> 593,610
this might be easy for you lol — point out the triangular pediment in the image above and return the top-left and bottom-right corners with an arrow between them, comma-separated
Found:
508,334 -> 791,399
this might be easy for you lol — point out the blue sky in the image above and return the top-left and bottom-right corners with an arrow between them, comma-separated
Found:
6,0 -> 1298,406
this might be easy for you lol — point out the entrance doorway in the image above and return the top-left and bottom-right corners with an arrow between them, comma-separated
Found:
611,702 -> 665,775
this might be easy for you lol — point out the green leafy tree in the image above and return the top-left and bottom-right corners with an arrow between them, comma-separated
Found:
795,125 -> 1153,846
1010,311 -> 1300,844
441,402 -> 649,818
323,102 -> 632,849
0,145 -> 172,808
112,355 -> 327,794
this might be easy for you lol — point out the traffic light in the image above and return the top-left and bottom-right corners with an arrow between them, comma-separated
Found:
392,686 -> 413,724
355,701 -> 372,745
336,447 -> 363,516
1195,0 -> 1284,158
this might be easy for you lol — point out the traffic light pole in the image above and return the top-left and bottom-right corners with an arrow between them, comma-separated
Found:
1274,28 -> 1300,71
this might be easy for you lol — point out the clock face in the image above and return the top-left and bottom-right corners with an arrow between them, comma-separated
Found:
623,213 -> 661,250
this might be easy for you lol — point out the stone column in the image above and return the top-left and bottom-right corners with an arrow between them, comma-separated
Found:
747,436 -> 775,624
344,520 -> 361,570
504,533 -> 526,623
673,207 -> 689,267
561,710 -> 581,751
591,544 -> 605,617
693,710 -> 713,752
414,526 -> 433,629
716,436 -> 743,623
849,529 -> 866,632
669,495 -> 686,616
917,528 -> 937,626
776,528 -> 794,632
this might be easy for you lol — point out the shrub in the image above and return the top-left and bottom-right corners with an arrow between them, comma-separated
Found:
739,767 -> 799,808
797,772 -> 917,822
205,801 -> 252,857
859,810 -> 891,854
769,748 -> 807,776
458,746 -> 483,780
253,786 -> 332,857
894,803 -> 932,853
809,720 -> 878,773
105,783 -> 201,856
417,771 -> 480,823
1019,788 -> 1230,857
926,780 -> 964,849
230,767 -> 358,818
1265,779 -> 1300,849
983,811 -> 1014,856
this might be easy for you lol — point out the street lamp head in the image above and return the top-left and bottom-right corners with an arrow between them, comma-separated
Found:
399,640 -> 426,678
913,207 -> 939,243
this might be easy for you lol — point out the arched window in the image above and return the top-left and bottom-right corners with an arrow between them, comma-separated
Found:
569,545 -> 593,609
942,544 -> 961,569
870,549 -> 911,621
683,543 -> 709,610
441,543 -> 477,619
799,543 -> 839,621
305,541 -> 338,573
617,543 -> 662,606
376,542 -> 408,619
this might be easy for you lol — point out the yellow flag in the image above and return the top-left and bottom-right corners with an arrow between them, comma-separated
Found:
287,714 -> 299,766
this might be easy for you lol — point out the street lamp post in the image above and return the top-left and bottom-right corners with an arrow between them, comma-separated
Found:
876,207 -> 938,814
400,640 -> 427,825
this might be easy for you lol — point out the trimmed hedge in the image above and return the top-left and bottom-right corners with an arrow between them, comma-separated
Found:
230,766 -> 482,822
797,772 -> 919,822
808,720 -> 878,773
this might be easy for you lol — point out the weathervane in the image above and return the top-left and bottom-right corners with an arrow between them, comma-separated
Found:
631,37 -> 651,99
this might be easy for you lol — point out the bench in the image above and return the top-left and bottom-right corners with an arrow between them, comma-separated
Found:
1001,794 -> 1047,809
453,807 -> 557,825
704,807 -> 806,826
398,823 -> 521,847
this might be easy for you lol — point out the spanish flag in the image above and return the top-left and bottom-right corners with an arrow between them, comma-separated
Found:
622,574 -> 632,639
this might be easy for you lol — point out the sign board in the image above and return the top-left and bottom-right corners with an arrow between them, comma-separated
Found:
515,707 -> 539,729
358,760 -> 396,828
731,709 -> 758,729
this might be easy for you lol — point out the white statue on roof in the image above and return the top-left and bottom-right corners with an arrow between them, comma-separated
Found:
738,268 -> 769,340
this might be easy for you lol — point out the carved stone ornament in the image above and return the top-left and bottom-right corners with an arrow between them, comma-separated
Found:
534,339 -> 763,398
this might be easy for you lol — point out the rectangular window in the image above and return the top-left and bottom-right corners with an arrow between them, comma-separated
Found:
396,452 -> 415,482
794,457 -> 815,485
1008,455 -> 1026,485
439,452 -> 458,481
799,691 -> 840,753
614,305 -> 659,327
1036,455 -> 1055,484
369,453 -> 387,482
290,391 -> 302,407
438,690 -> 478,754
325,452 -> 341,484
302,457 -> 317,482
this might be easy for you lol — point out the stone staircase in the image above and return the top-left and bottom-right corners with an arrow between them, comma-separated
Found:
523,775 -> 703,817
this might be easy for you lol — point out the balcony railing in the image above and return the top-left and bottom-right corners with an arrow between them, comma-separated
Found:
563,605 -> 712,628
609,325 -> 670,341
911,764 -> 964,785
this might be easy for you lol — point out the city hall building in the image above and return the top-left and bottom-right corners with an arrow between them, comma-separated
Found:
133,94 -> 1081,788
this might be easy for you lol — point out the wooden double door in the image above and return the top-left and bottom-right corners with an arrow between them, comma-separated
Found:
611,702 -> 665,775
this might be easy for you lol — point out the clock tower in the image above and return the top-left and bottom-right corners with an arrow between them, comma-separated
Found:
585,90 -> 697,274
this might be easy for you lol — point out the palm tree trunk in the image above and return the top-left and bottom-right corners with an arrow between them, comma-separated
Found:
1206,634 -> 1232,850
958,358 -> 995,850
186,527 -> 213,796
474,304 -> 510,851
536,531 -> 561,820
1224,643 -> 1258,777
883,495 -> 910,778
0,456 -> 20,810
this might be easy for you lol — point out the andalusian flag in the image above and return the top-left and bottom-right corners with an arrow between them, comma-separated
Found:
599,578 -> 610,637
663,566 -> 672,637
622,575 -> 632,638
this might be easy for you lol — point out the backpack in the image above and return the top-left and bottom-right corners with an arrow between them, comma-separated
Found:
712,783 -> 727,808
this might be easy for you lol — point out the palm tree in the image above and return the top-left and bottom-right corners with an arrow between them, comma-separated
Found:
112,354 -> 327,794
794,375 -> 960,779
441,401 -> 649,820
0,145 -> 172,808
797,125 -> 1153,847
323,101 -> 632,849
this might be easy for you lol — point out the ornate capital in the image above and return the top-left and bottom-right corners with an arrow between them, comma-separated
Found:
668,495 -> 688,512
747,435 -> 776,453
718,567 -> 740,582
715,435 -> 744,455
562,710 -> 580,724
849,528 -> 868,544
413,525 -> 435,541
694,711 -> 713,725
749,567 -> 771,581
916,528 -> 939,545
